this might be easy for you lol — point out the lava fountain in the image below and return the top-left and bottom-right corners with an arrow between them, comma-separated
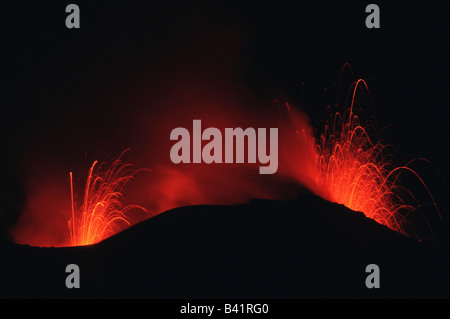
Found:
67,151 -> 150,246
314,78 -> 444,239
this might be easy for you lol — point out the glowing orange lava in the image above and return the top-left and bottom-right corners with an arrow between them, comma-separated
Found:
314,78 -> 443,238
67,152 -> 149,246
11,73 -> 445,248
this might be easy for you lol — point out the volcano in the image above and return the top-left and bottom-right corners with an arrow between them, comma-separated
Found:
0,191 -> 448,298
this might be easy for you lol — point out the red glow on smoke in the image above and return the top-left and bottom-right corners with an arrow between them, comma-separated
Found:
127,79 -> 322,215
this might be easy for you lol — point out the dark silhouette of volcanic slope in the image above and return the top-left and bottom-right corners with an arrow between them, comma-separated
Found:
1,192 -> 448,298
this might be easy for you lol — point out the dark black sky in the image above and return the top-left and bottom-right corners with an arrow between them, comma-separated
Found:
1,1 -> 448,234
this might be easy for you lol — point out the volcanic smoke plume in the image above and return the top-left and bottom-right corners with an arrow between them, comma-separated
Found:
10,69 -> 446,247
7,26 -> 445,247
9,27 -> 323,247
10,104 -> 319,247
128,80 -> 321,213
